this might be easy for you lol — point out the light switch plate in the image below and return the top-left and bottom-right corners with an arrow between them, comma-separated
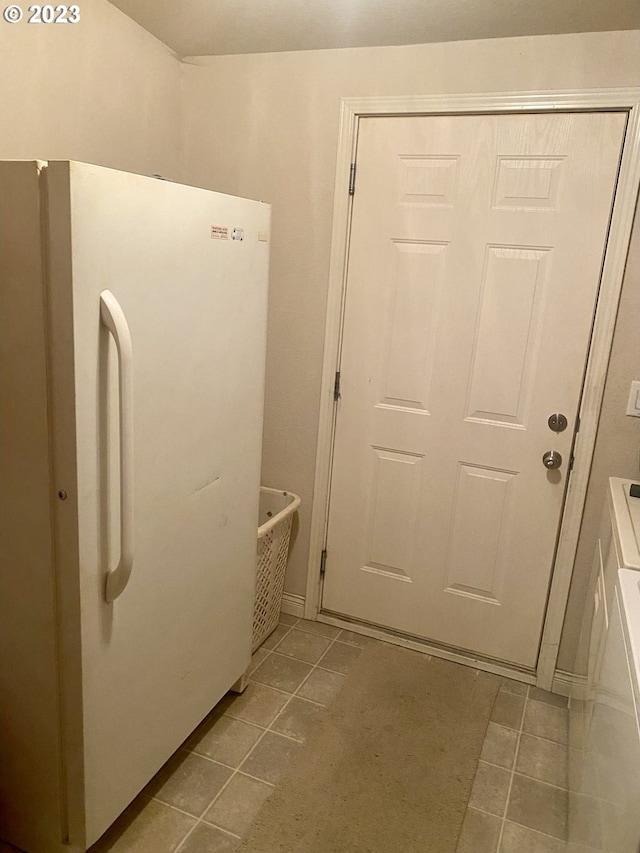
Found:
626,380 -> 640,417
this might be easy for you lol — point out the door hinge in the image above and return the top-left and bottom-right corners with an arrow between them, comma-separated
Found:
349,163 -> 356,196
569,453 -> 575,471
333,370 -> 341,402
575,414 -> 581,432
320,549 -> 328,575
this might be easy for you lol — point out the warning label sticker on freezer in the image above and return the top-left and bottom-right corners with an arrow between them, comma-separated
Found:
211,225 -> 229,240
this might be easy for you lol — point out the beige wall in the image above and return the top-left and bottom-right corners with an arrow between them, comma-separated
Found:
179,30 -> 640,669
0,0 -> 182,178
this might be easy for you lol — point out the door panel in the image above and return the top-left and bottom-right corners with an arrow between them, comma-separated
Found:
467,245 -> 549,426
322,112 -> 626,668
381,240 -> 447,412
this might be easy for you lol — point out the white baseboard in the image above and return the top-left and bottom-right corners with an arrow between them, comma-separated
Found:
552,669 -> 587,700
280,592 -> 305,619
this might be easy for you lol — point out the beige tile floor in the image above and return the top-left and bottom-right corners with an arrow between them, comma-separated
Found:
457,680 -> 569,852
1,616 -> 569,853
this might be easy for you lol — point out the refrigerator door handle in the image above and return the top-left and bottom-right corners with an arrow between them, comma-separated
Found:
100,290 -> 134,602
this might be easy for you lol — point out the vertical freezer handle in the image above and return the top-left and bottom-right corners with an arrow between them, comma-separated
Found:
100,290 -> 134,602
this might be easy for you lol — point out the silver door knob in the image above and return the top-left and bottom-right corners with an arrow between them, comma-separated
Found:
542,450 -> 562,470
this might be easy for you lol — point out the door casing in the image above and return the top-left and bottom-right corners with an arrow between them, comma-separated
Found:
305,89 -> 640,691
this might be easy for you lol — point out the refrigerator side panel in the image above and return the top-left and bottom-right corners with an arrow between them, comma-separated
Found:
43,161 -> 88,847
0,161 -> 67,851
60,162 -> 270,846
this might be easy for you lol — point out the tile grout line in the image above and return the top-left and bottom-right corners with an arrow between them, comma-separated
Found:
169,620 -> 362,853
172,717 -> 278,850
175,620 -> 353,852
223,633 -> 352,727
232,625 -> 360,833
479,759 -> 569,792
488,721 -> 569,750
254,625 -> 354,712
171,620 -> 301,852
153,797 -> 242,842
468,804 -> 570,844
495,685 -> 529,852
170,774 -> 240,853
260,626 -> 347,730
168,807 -> 236,853
224,689 -> 327,717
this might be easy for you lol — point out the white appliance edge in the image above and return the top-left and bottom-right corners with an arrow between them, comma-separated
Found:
568,479 -> 640,852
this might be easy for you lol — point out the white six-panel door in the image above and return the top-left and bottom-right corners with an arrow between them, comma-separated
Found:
321,112 -> 626,668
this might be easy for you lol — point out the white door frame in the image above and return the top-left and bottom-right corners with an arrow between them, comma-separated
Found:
305,89 -> 640,690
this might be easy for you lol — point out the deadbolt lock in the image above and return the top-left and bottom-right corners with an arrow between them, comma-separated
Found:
548,413 -> 568,433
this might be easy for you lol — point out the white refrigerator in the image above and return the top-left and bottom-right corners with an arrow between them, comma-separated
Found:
0,161 -> 270,852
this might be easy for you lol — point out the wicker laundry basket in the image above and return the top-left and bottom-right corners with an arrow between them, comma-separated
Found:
252,487 -> 301,652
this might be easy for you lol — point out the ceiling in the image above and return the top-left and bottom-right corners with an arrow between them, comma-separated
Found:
108,0 -> 639,58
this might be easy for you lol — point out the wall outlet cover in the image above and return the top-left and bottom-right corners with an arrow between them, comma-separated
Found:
626,380 -> 640,417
